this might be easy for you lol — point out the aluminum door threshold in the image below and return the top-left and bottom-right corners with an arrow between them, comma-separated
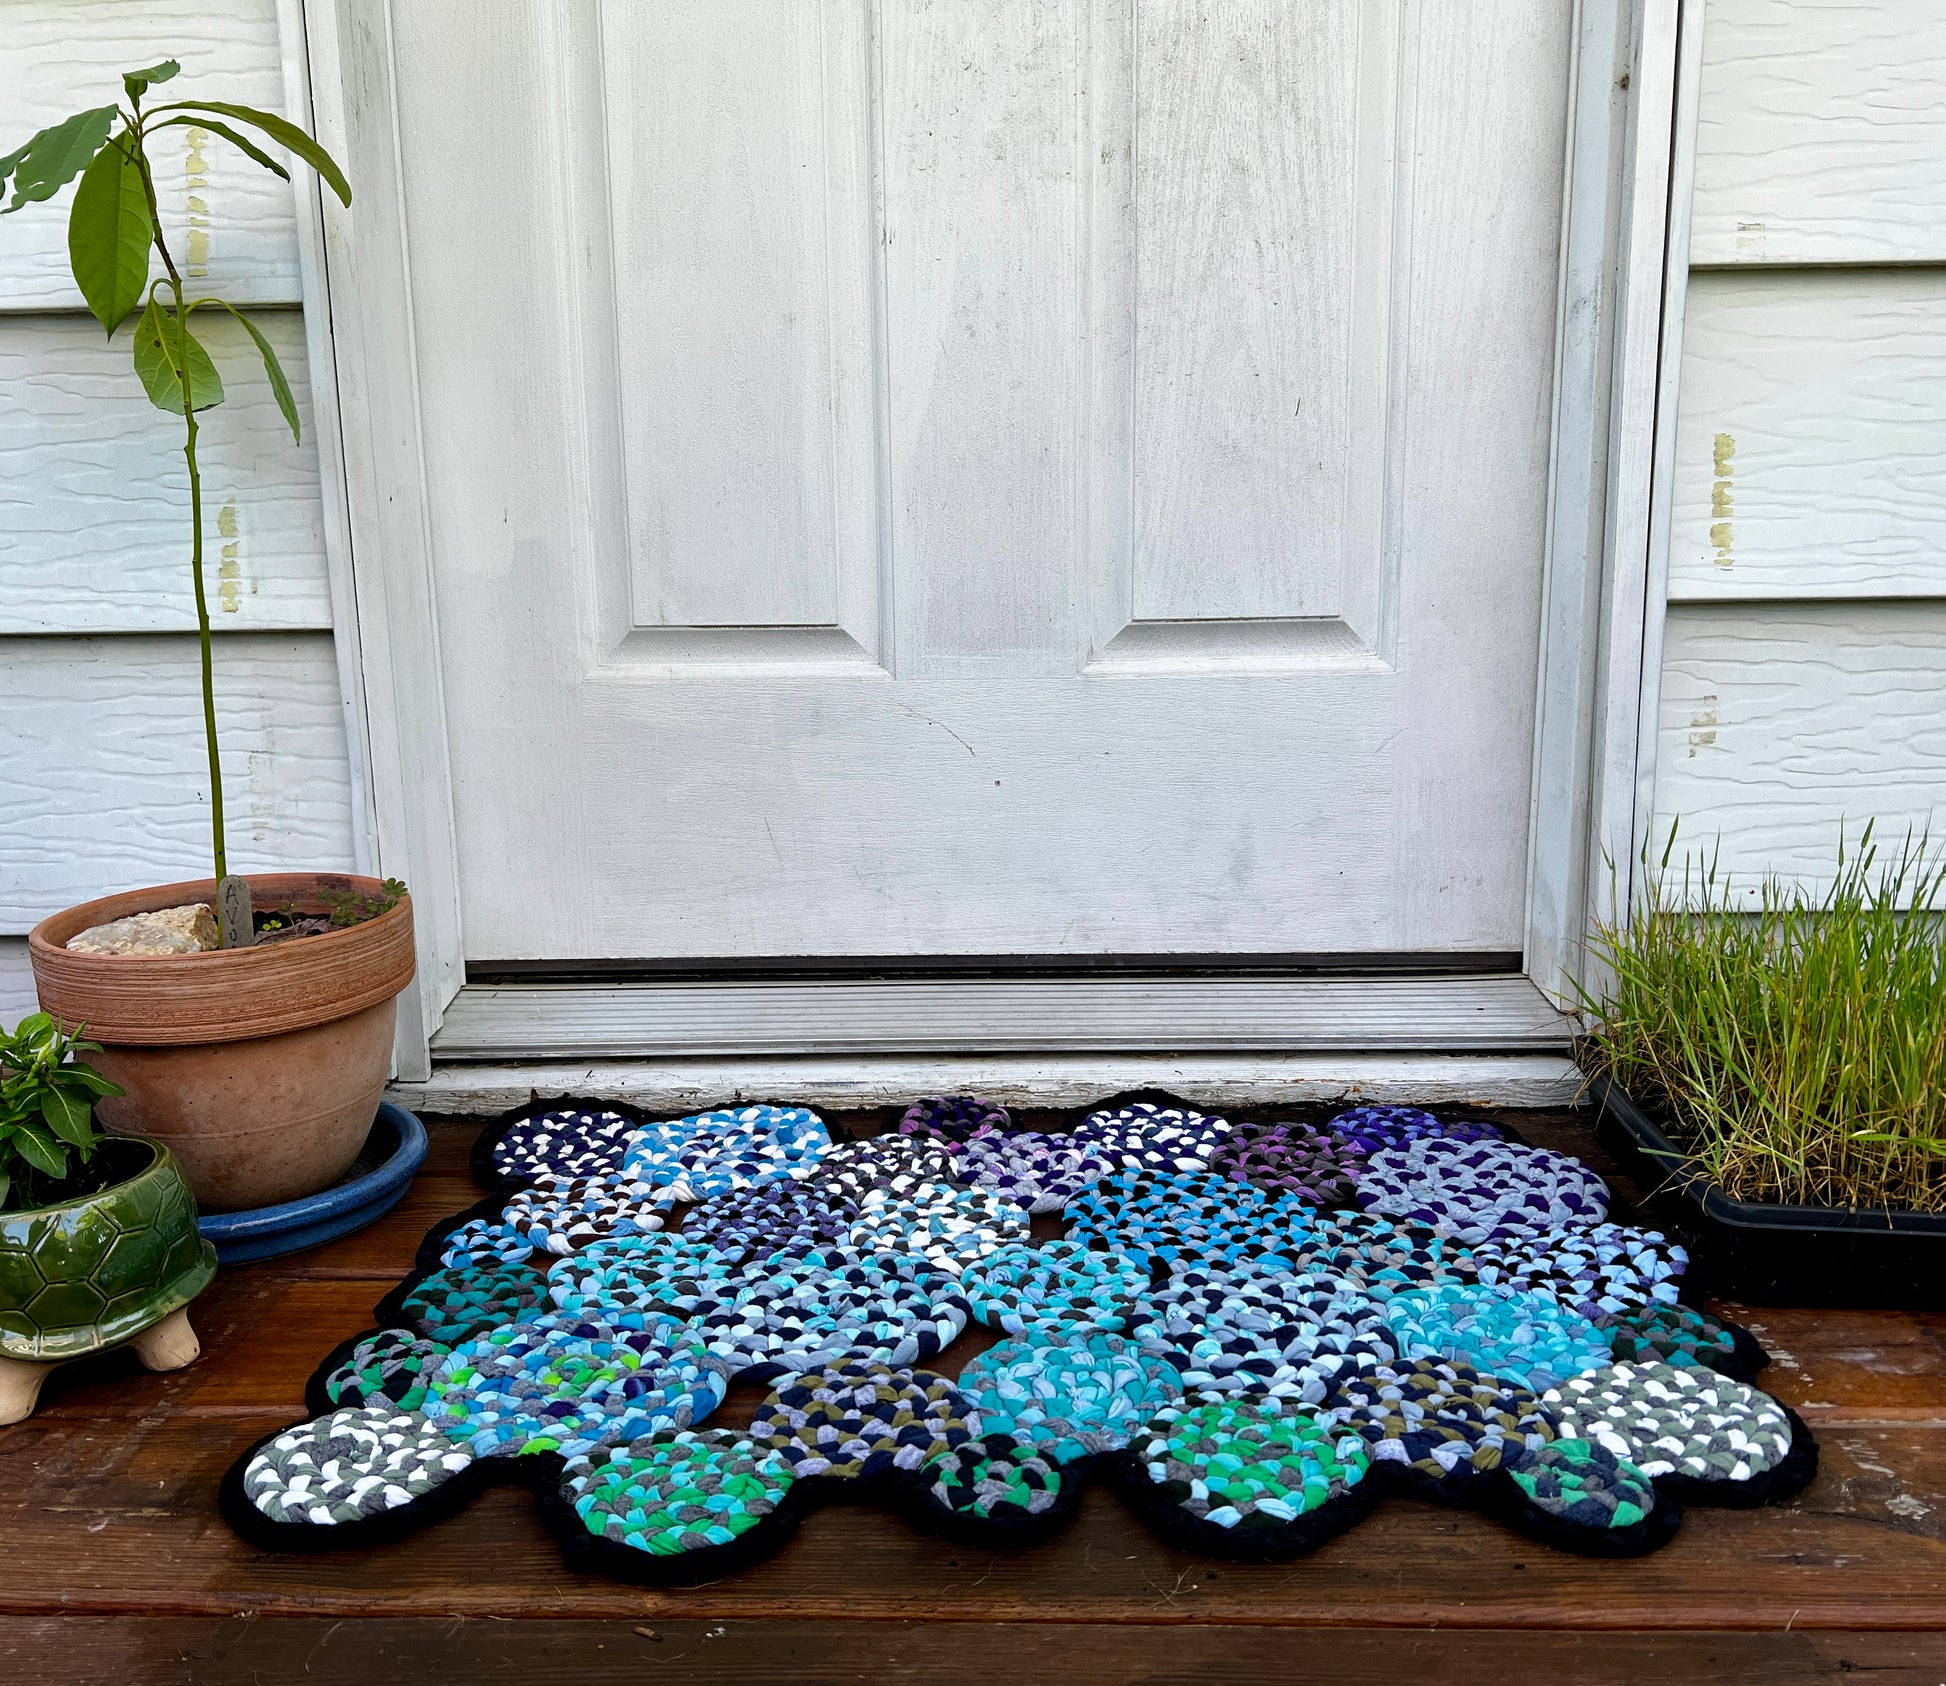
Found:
430,975 -> 1571,1060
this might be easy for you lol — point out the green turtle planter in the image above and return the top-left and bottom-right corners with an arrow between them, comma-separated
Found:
0,1135 -> 216,1423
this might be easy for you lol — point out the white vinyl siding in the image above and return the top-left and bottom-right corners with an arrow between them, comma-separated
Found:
0,0 -> 354,1020
1653,0 -> 1946,888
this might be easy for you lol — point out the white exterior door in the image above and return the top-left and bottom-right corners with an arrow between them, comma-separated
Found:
388,1 -> 1568,964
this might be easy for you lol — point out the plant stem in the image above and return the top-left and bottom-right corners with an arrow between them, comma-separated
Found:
182,350 -> 222,885
132,123 -> 228,902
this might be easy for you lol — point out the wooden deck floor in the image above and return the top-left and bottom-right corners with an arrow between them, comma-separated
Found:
5,1110 -> 1945,1684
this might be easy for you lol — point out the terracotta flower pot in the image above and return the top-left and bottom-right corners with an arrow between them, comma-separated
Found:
27,874 -> 416,1213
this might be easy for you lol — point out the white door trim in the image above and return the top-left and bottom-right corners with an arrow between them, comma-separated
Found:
1524,0 -> 1685,1005
297,0 -> 1686,1070
1631,0 -> 1706,897
393,1053 -> 1583,1117
296,0 -> 466,1080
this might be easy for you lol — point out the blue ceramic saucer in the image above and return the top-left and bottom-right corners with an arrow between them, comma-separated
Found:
198,1103 -> 428,1264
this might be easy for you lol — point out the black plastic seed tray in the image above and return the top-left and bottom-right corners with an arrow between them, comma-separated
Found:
1589,1073 -> 1946,1307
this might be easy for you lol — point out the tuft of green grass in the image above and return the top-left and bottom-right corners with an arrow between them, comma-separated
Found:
1577,824 -> 1946,1212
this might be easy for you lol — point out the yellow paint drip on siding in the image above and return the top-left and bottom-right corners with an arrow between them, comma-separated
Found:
218,503 -> 242,613
185,128 -> 211,277
1709,432 -> 1735,568
1687,693 -> 1719,759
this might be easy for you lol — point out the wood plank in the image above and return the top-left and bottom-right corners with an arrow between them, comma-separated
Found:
1691,0 -> 1946,266
1652,602 -> 1946,898
0,632 -> 355,931
430,977 -> 1573,1059
0,1411 -> 1941,1627
0,0 -> 302,310
1722,1308 -> 1946,1428
0,311 -> 332,633
1668,271 -> 1946,602
3,1617 -> 1941,1686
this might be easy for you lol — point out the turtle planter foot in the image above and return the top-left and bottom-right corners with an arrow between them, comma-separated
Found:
131,1306 -> 200,1372
0,1307 -> 202,1425
0,1354 -> 50,1425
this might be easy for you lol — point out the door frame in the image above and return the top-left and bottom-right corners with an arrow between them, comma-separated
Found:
1524,0 -> 1689,1004
289,0 -> 1688,1078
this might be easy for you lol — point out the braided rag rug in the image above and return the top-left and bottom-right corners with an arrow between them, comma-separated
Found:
222,1095 -> 1813,1579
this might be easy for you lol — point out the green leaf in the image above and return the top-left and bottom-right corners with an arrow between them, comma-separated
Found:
0,140 -> 28,200
2,106 -> 118,212
155,100 -> 349,206
0,1172 -> 11,1211
59,1068 -> 124,1099
133,297 -> 224,413
123,60 -> 181,102
12,1125 -> 66,1180
39,1088 -> 92,1149
151,115 -> 287,182
67,133 -> 151,335
210,303 -> 299,441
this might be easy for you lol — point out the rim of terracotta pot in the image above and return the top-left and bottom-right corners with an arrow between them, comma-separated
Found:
26,873 -> 416,1047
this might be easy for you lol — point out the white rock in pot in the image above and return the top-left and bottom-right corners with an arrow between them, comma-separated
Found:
66,903 -> 220,955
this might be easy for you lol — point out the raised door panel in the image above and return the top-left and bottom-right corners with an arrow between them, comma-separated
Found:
884,0 -> 1405,680
1101,0 -> 1391,671
601,1 -> 881,669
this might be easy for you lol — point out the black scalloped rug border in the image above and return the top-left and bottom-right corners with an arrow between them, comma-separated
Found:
221,1091 -> 1816,1583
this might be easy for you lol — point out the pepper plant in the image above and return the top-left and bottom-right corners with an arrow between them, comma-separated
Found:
0,1014 -> 124,1212
1,62 -> 350,938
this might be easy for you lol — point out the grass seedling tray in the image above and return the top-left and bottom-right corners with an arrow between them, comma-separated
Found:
1590,1073 -> 1946,1307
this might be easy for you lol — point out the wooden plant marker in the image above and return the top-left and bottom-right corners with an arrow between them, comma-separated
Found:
217,875 -> 253,951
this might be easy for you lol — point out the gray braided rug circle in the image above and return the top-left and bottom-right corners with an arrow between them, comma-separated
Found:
244,1407 -> 473,1525
1540,1360 -> 1792,1481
